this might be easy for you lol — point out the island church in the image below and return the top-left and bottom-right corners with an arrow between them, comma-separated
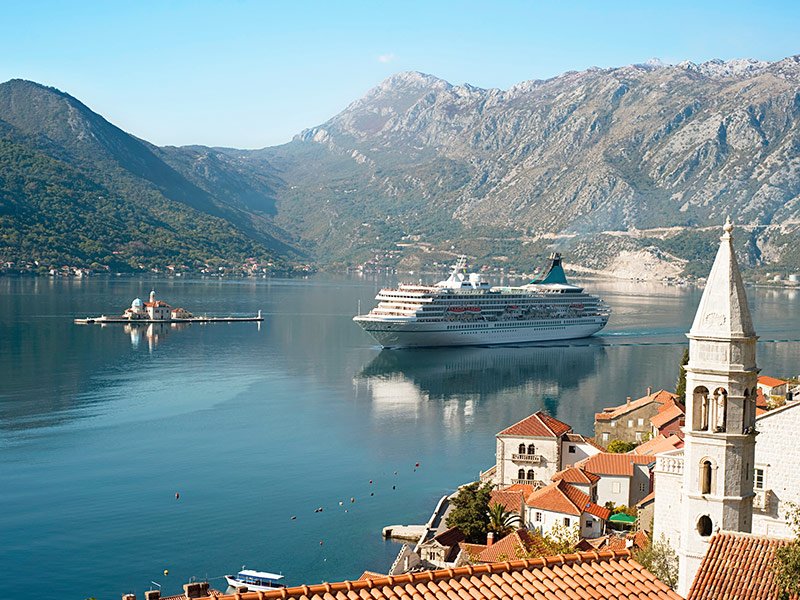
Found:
653,218 -> 761,595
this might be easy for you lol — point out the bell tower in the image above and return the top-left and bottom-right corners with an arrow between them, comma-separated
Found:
677,218 -> 758,594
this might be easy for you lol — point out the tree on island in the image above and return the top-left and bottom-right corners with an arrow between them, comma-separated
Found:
773,502 -> 800,599
446,482 -> 493,543
487,502 -> 521,537
675,347 -> 689,399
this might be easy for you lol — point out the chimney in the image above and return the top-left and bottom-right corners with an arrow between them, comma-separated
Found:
144,591 -> 160,600
487,531 -> 495,546
183,583 -> 202,599
647,386 -> 652,396
122,595 -> 136,600
626,396 -> 631,406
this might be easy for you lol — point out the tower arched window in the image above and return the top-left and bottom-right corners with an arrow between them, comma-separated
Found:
527,444 -> 536,455
518,443 -> 526,455
743,389 -> 755,433
697,515 -> 713,537
527,469 -> 535,481
700,460 -> 713,495
713,388 -> 728,432
693,386 -> 710,431
518,469 -> 525,480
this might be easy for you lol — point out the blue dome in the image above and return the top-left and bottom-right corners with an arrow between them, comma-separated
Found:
131,298 -> 143,309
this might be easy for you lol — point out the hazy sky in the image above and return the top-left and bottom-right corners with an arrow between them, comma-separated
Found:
1,0 -> 798,148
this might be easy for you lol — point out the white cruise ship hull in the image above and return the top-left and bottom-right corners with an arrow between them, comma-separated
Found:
354,316 -> 608,348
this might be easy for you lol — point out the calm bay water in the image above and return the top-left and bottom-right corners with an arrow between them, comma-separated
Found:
2,274 -> 800,600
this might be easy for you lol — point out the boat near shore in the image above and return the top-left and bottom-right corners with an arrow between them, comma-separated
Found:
353,253 -> 610,348
225,570 -> 286,592
73,290 -> 263,325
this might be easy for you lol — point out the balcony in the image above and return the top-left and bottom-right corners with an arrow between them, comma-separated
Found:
512,453 -> 543,463
753,489 -> 769,511
511,478 -> 545,487
655,451 -> 684,475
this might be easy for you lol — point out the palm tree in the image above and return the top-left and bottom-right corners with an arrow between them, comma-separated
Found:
487,502 -> 521,537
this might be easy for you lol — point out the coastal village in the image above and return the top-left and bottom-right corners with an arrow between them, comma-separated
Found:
115,227 -> 800,599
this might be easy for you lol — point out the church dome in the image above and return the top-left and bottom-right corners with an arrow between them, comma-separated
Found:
131,298 -> 143,309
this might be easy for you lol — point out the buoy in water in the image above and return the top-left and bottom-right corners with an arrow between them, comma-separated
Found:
291,516 -> 297,520
369,480 -> 373,484
163,569 -> 169,576
415,463 -> 420,467
319,540 -> 324,545
338,501 -> 343,506
350,497 -> 355,503
175,492 -> 180,500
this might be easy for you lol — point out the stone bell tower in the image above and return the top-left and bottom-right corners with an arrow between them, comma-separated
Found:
677,218 -> 759,594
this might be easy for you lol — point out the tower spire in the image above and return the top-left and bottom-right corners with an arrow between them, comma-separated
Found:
689,217 -> 755,340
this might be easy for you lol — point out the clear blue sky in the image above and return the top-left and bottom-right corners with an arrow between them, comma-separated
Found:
1,0 -> 798,148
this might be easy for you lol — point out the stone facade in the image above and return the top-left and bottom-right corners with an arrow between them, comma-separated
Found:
594,390 -> 679,445
752,401 -> 800,539
496,434 -> 561,487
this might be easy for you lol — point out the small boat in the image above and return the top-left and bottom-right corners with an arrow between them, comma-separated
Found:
225,570 -> 286,592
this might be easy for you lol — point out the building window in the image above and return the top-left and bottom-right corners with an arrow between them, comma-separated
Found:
755,468 -> 765,490
602,432 -> 610,442
518,443 -> 526,454
701,460 -> 712,495
518,469 -> 525,480
637,418 -> 644,426
535,512 -> 542,522
612,482 -> 621,494
568,445 -> 576,454
527,469 -> 535,480
585,520 -> 592,528
697,515 -> 713,537
563,518 -> 570,527
635,432 -> 643,442
639,482 -> 646,492
527,444 -> 536,455
628,419 -> 634,428
610,421 -> 615,427
693,386 -> 710,431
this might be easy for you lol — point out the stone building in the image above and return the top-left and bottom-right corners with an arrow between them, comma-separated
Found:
594,389 -> 679,445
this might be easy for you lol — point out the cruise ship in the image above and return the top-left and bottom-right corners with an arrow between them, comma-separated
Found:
353,253 -> 610,348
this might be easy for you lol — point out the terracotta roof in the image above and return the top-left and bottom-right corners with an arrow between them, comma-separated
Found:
469,528 -> 551,563
687,531 -> 795,600
526,480 -> 611,520
634,434 -> 683,456
429,526 -> 466,548
498,411 -> 572,438
489,489 -> 525,514
595,390 -> 678,422
577,531 -> 650,553
636,491 -> 656,507
357,571 -> 385,581
758,375 -> 788,388
564,432 -> 607,451
201,550 -> 681,600
551,466 -> 601,485
504,482 -> 536,495
756,388 -> 768,409
579,453 -> 655,477
650,404 -> 685,429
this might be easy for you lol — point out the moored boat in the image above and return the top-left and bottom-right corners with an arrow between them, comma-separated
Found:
225,570 -> 286,592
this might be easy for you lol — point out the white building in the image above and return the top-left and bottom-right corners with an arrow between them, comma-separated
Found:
577,452 -> 654,508
494,411 -> 602,488
752,401 -> 800,539
653,219 -> 758,596
525,480 -> 610,539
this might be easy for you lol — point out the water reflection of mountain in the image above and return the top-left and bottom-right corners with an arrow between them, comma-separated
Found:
357,344 -> 605,402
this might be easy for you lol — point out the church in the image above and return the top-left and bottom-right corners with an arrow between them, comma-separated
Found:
652,218 -> 792,596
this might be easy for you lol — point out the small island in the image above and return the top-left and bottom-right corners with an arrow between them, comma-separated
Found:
74,290 -> 263,325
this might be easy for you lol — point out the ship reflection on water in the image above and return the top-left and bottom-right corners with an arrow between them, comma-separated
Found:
353,343 -> 607,433
122,321 -> 190,351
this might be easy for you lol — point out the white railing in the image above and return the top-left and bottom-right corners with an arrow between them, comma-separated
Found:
656,453 -> 684,475
512,453 -> 543,463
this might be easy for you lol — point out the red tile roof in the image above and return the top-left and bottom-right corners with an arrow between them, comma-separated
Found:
201,550 -> 681,600
489,489 -> 525,514
466,528 -> 552,563
551,466 -> 601,485
687,531 -> 795,600
525,480 -> 611,520
504,482 -> 536,495
650,404 -> 685,429
564,432 -> 607,451
577,531 -> 650,553
634,434 -> 683,456
636,491 -> 656,507
579,452 -> 656,477
595,390 -> 678,422
756,388 -> 768,409
758,375 -> 788,388
498,411 -> 572,438
357,571 -> 386,581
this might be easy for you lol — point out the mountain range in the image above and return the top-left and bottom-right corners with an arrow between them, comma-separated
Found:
2,55 -> 800,278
